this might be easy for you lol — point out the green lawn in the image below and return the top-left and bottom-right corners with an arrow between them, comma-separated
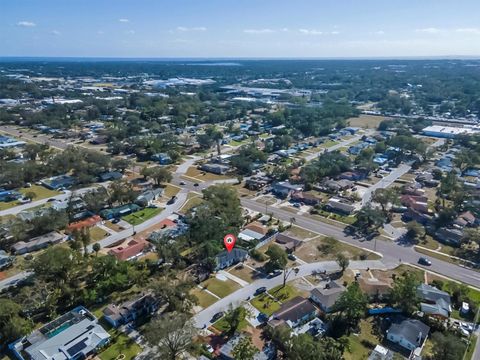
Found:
122,207 -> 163,225
19,185 -> 60,200
201,277 -> 240,298
286,225 -> 318,239
269,284 -> 302,302
191,288 -> 219,308
98,333 -> 141,360
213,307 -> 249,332
250,293 -> 281,316
89,226 -> 110,241
344,319 -> 382,360
465,335 -> 478,360
180,196 -> 203,213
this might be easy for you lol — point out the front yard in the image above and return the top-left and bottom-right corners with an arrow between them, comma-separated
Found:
191,287 -> 219,308
98,333 -> 141,360
200,277 -> 241,299
122,207 -> 163,225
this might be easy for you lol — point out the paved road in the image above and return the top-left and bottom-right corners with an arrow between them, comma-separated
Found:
361,164 -> 412,206
241,198 -> 480,288
193,259 -> 386,328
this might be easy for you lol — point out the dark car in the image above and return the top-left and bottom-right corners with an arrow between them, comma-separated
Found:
254,287 -> 267,296
194,183 -> 199,187
418,257 -> 432,266
288,254 -> 297,261
111,218 -> 121,224
211,311 -> 224,323
267,270 -> 282,278
167,196 -> 177,205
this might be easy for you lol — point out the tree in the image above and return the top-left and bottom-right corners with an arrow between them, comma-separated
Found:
150,277 -> 196,313
0,299 -> 32,349
390,272 -> 420,314
24,191 -> 37,201
144,313 -> 197,360
430,332 -> 466,360
406,221 -> 425,243
371,188 -> 399,214
150,166 -> 173,186
438,171 -> 459,207
336,253 -> 350,273
232,336 -> 258,360
355,206 -> 385,234
92,242 -> 101,256
265,244 -> 288,273
223,306 -> 249,336
332,282 -> 368,328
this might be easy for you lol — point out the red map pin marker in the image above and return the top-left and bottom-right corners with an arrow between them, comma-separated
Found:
224,234 -> 236,253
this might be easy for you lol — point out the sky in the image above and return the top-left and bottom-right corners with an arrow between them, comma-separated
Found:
2,0 -> 480,58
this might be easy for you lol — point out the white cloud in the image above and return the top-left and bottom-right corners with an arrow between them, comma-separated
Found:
17,21 -> 36,27
299,29 -> 323,35
244,28 -> 276,34
51,30 -> 61,36
119,18 -> 130,23
373,30 -> 385,35
299,29 -> 339,35
176,26 -> 207,32
455,28 -> 480,35
415,27 -> 443,34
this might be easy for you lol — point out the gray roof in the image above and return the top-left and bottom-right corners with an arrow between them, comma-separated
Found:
18,307 -> 110,360
387,319 -> 430,347
310,282 -> 346,310
417,284 -> 451,305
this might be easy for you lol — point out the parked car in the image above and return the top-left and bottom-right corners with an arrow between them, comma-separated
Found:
205,345 -> 214,354
111,218 -> 121,224
211,311 -> 224,323
254,287 -> 267,296
167,196 -> 177,205
194,183 -> 199,187
288,254 -> 297,261
418,257 -> 432,266
267,270 -> 282,278
179,181 -> 186,185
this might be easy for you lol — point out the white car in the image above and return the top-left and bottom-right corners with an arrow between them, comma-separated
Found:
205,345 -> 214,353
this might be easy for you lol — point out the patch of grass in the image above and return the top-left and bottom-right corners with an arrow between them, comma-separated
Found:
122,207 -> 163,225
213,307 -> 249,332
465,335 -> 477,360
180,196 -> 203,213
162,184 -> 181,198
347,115 -> 386,129
201,277 -> 240,298
98,333 -> 141,360
344,318 -> 382,360
228,265 -> 260,283
250,293 -> 281,316
285,225 -> 318,239
89,226 -> 110,241
269,284 -> 302,302
103,221 -> 123,232
191,288 -> 219,308
19,185 -> 60,200
414,246 -> 460,266
185,166 -> 231,181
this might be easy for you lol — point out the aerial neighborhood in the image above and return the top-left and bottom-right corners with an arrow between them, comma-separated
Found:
0,58 -> 479,360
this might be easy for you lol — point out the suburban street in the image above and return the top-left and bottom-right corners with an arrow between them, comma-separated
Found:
361,163 -> 412,205
193,259 -> 387,328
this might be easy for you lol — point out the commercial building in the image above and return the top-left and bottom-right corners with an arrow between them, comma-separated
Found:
422,125 -> 479,138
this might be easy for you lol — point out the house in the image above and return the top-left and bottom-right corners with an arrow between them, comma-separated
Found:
415,173 -> 439,187
0,190 -> 22,202
0,250 -> 13,270
270,296 -> 318,328
9,306 -> 110,360
319,179 -> 353,193
310,281 -> 346,313
275,233 -> 303,252
358,277 -> 392,299
402,208 -> 432,225
435,227 -> 464,246
151,153 -> 172,165
135,188 -> 163,207
11,231 -> 65,255
417,283 -> 452,318
98,171 -> 123,182
100,203 -> 140,220
400,195 -> 429,214
0,135 -> 26,148
40,174 -> 76,190
245,176 -> 271,190
326,197 -> 356,215
386,319 -> 430,352
272,181 -> 303,198
454,211 -> 476,227
108,238 -> 150,261
201,163 -> 230,175
291,191 -> 321,206
215,248 -> 249,270
66,215 -> 102,233
89,135 -> 108,145
218,334 -> 273,360
238,222 -> 269,242
368,345 -> 394,360
103,293 -> 158,328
